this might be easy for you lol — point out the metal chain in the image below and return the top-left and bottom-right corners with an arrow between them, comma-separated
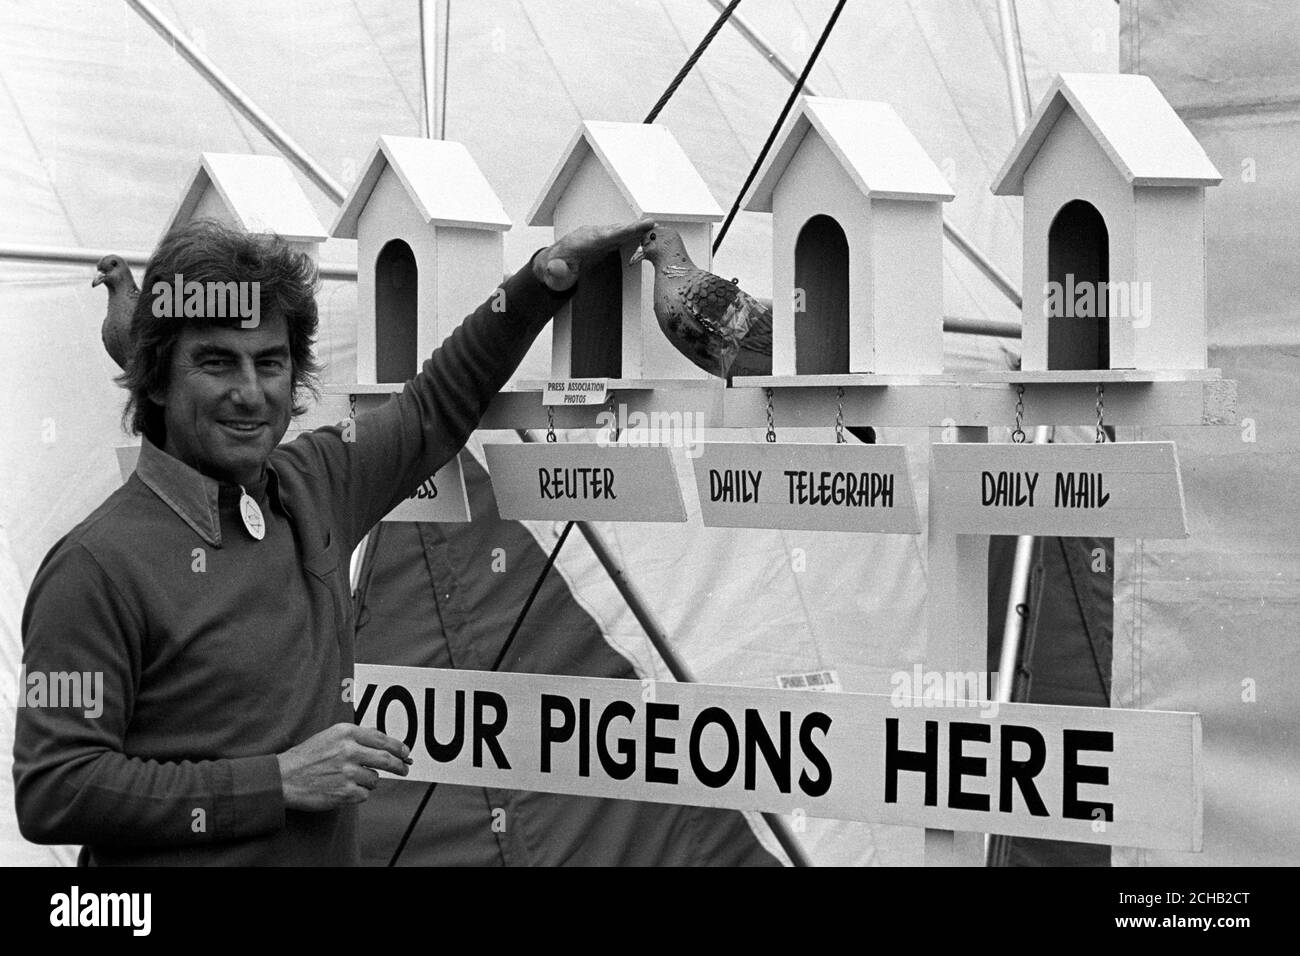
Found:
1012,385 -> 1026,443
1095,383 -> 1107,443
546,405 -> 557,443
348,393 -> 357,421
764,388 -> 777,443
605,390 -> 619,443
835,386 -> 846,444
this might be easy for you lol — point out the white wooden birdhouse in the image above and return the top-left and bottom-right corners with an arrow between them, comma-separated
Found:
332,135 -> 511,384
991,73 -> 1222,371
528,121 -> 723,380
165,153 -> 328,262
745,97 -> 954,377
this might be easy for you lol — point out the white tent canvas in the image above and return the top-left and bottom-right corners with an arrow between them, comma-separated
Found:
16,0 -> 1291,869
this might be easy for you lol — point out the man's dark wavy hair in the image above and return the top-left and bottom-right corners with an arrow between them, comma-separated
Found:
116,219 -> 323,445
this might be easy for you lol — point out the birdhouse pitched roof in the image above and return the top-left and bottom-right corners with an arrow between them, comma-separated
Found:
332,136 -> 511,237
745,97 -> 955,211
991,73 -> 1223,196
528,121 -> 724,226
166,153 -> 328,242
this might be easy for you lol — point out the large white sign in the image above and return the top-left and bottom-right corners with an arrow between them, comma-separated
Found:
354,664 -> 1202,851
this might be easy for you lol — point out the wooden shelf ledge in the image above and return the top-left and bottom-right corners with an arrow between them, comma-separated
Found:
299,372 -> 1236,432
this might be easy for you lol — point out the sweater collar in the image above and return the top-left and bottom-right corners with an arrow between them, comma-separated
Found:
135,435 -> 285,548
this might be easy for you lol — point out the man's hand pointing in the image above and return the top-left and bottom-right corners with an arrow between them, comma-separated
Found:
532,217 -> 657,292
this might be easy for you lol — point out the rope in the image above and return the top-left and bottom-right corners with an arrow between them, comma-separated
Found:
713,0 -> 848,254
643,0 -> 742,123
387,520 -> 574,866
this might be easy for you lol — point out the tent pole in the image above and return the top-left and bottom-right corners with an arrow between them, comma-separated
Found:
418,0 -> 438,138
940,221 -> 1023,309
4,241 -> 1019,338
984,0 -> 1039,867
124,0 -> 346,203
996,0 -> 1033,132
0,243 -> 356,279
706,0 -> 1022,311
942,315 -> 1021,338
517,432 -> 812,867
573,517 -> 814,868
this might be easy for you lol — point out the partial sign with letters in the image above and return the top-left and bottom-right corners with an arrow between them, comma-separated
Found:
354,664 -> 1202,851
691,442 -> 920,533
382,457 -> 471,522
484,443 -> 687,523
929,441 -> 1187,537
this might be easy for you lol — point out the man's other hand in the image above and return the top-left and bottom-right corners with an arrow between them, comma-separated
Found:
277,723 -> 413,811
532,217 -> 657,292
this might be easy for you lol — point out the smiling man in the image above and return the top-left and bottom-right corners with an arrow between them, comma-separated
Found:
164,318 -> 293,487
13,215 -> 651,864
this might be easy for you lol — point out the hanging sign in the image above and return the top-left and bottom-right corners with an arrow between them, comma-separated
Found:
542,378 -> 609,406
354,664 -> 1202,851
690,442 -> 920,533
930,441 -> 1187,537
484,443 -> 687,523
381,457 -> 471,523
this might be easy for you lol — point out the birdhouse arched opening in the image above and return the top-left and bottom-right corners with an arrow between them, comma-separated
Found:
567,249 -> 622,378
375,238 -> 419,382
793,215 -> 850,374
1047,199 -> 1110,370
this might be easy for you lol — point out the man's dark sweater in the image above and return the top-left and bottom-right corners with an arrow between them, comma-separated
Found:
13,256 -> 570,864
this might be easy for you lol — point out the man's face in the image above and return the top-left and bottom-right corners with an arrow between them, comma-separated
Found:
155,313 -> 293,487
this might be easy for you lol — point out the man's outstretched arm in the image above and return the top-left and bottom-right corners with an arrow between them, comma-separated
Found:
281,219 -> 655,551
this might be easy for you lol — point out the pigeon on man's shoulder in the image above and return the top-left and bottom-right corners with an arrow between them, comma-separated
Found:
93,255 -> 139,370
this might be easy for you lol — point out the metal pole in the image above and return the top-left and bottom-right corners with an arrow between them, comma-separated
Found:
707,0 -> 1022,311
942,315 -> 1022,339
124,0 -> 346,203
983,0 -> 1038,868
941,221 -> 1023,309
995,426 -> 1051,708
0,243 -> 356,280
705,0 -> 806,88
419,0 -> 438,138
996,0 -> 1033,132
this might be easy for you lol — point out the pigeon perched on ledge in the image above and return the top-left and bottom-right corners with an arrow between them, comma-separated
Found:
631,225 -> 772,380
93,254 -> 138,370
630,226 -> 874,443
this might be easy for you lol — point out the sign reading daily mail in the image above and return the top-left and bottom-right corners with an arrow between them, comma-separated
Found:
354,664 -> 1202,851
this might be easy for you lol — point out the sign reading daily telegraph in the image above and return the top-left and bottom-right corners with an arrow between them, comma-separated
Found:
691,442 -> 920,533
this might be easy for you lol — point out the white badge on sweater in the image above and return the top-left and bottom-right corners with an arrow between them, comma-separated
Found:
239,486 -> 265,540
